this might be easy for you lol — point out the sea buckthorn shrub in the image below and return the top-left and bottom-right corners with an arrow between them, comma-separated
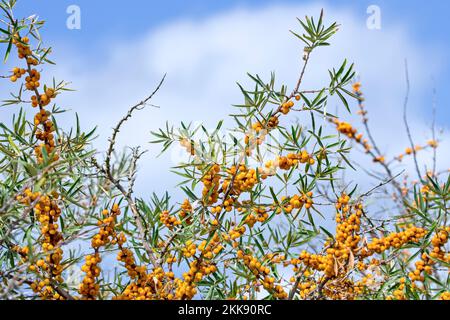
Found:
1,2 -> 449,300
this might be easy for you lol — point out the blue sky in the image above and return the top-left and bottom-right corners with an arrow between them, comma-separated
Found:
12,0 -> 449,123
5,0 -> 450,197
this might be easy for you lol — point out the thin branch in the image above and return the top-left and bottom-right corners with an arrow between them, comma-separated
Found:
402,60 -> 422,182
359,170 -> 405,199
127,147 -> 147,198
102,75 -> 167,269
105,74 -> 166,175
289,52 -> 310,100
431,83 -> 437,176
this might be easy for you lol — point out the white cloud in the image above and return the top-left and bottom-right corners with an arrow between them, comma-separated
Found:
16,3 -> 448,199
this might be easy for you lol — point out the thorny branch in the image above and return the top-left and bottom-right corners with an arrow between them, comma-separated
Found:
402,60 -> 423,183
102,75 -> 166,269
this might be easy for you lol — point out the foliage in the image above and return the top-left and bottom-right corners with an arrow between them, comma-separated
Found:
0,1 -> 449,300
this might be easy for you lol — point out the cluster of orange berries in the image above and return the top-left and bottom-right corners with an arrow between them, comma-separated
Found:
333,199 -> 363,255
265,116 -> 280,129
179,199 -> 193,224
182,240 -> 197,258
211,200 -> 231,215
176,234 -> 222,299
201,164 -> 221,205
79,205 -> 121,299
174,261 -> 201,299
324,278 -> 361,300
79,253 -> 102,299
32,87 -> 56,108
335,193 -> 350,210
12,245 -> 58,295
332,119 -> 360,140
160,210 -> 181,230
440,292 -> 450,300
243,206 -> 269,227
295,249 -> 336,278
429,228 -> 449,261
277,192 -> 314,214
204,152 -> 315,214
280,99 -> 295,115
13,34 -> 30,57
244,97 -> 301,156
166,253 -> 177,264
24,68 -> 41,90
117,248 -> 147,279
297,280 -> 316,299
364,226 -> 426,256
266,253 -> 286,264
33,110 -> 58,164
210,165 -> 261,214
198,235 -> 223,261
409,228 -> 449,283
258,151 -> 315,179
12,35 -> 38,64
36,132 -> 56,163
379,227 -> 447,300
261,276 -> 280,295
237,250 -> 270,276
12,245 -> 30,261
229,225 -> 247,240
115,266 -> 175,300
288,193 -> 428,299
251,122 -> 265,134
251,116 -> 280,134
292,250 -> 363,299
244,99 -> 300,155
12,36 -> 63,291
237,250 -> 287,299
10,35 -> 59,164
331,118 -> 371,153
275,152 -> 315,170
24,190 -> 63,274
9,67 -> 26,82
354,273 -> 375,296
246,97 -> 299,145
92,206 -> 121,248
16,189 -> 64,299
29,278 -> 63,300
386,277 -> 407,300
115,274 -> 154,300
113,218 -> 178,300
222,164 -> 259,198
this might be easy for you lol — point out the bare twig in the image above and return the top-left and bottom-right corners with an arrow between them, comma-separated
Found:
105,74 -> 166,175
402,60 -> 422,182
127,147 -> 147,198
359,170 -> 405,199
102,75 -> 166,269
289,52 -> 310,99
431,84 -> 437,176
